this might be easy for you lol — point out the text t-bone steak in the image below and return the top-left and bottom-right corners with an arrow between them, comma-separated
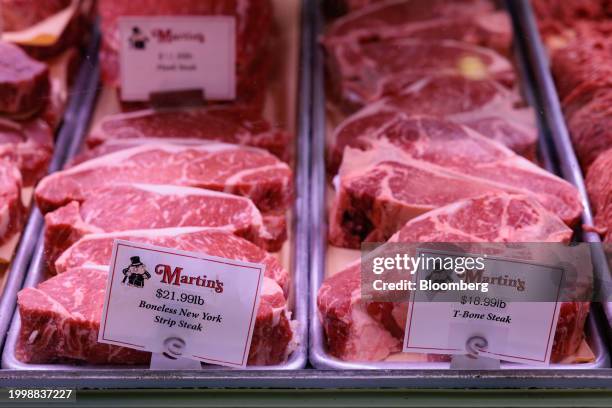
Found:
319,193 -> 590,362
52,227 -> 289,296
44,183 -> 286,270
329,116 -> 582,248
0,42 -> 50,119
34,142 -> 294,214
17,267 -> 295,366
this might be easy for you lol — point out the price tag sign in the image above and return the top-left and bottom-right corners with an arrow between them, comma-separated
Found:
402,249 -> 564,365
118,16 -> 236,101
98,240 -> 263,368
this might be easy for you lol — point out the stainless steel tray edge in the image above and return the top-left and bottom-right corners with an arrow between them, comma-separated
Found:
309,0 -> 610,370
1,0 -> 312,371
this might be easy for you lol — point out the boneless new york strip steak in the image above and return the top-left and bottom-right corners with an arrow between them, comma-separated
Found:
0,160 -> 24,245
17,267 -> 295,365
44,184 -> 286,269
34,143 -> 293,214
0,118 -> 53,186
0,42 -> 50,119
85,107 -> 292,161
319,193 -> 590,362
325,38 -> 515,111
327,75 -> 538,169
53,227 -> 289,296
329,117 -> 582,248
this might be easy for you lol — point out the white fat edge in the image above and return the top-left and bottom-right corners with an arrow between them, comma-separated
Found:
71,225 -> 237,242
224,163 -> 291,187
0,117 -> 23,132
437,38 -> 513,74
44,142 -> 254,179
101,137 -> 213,148
261,277 -> 287,328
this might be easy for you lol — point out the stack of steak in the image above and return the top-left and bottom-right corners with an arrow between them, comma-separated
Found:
16,0 -> 298,367
534,0 -> 612,243
317,0 -> 588,363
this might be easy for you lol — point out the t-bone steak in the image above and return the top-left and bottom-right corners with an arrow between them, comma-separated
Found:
319,193 -> 590,362
0,160 -> 24,245
0,41 -> 50,119
329,116 -> 582,248
325,0 -> 496,39
53,227 -> 289,296
328,75 -> 538,169
325,38 -> 515,112
85,107 -> 292,161
0,118 -> 53,186
17,266 -> 295,365
34,142 -> 293,214
44,184 -> 286,270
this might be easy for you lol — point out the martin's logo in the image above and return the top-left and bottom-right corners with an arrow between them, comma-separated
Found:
151,28 -> 205,44
122,256 -> 151,288
128,26 -> 149,50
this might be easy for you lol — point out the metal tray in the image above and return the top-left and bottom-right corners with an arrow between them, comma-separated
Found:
1,0 -> 311,371
508,0 -> 612,332
309,0 -> 610,370
0,30 -> 102,353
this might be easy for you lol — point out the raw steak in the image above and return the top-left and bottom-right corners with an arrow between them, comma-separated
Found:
34,142 -> 293,214
85,107 -> 291,161
0,160 -> 24,244
0,42 -> 50,118
98,0 -> 273,88
43,48 -> 81,130
319,193 -> 590,362
586,148 -> 612,242
565,87 -> 612,170
0,0 -> 70,31
0,118 -> 53,186
328,75 -> 537,169
329,117 -> 582,248
325,0 -> 495,38
324,11 -> 511,58
53,227 -> 289,295
44,184 -> 286,269
325,38 -> 515,111
17,267 -> 295,365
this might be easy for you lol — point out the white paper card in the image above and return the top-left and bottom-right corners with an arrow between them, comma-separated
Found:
98,240 -> 264,368
118,16 -> 236,101
403,250 -> 564,365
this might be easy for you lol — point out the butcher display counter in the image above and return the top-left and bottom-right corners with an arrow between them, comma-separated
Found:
2,0 -> 612,392
0,0 -> 97,353
1,0 -> 309,374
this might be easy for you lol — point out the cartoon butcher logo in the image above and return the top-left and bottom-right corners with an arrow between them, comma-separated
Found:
128,26 -> 149,50
122,256 -> 151,288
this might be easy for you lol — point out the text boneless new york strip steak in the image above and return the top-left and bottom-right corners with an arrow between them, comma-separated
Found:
34,143 -> 294,214
319,194 -> 590,362
17,267 -> 295,365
